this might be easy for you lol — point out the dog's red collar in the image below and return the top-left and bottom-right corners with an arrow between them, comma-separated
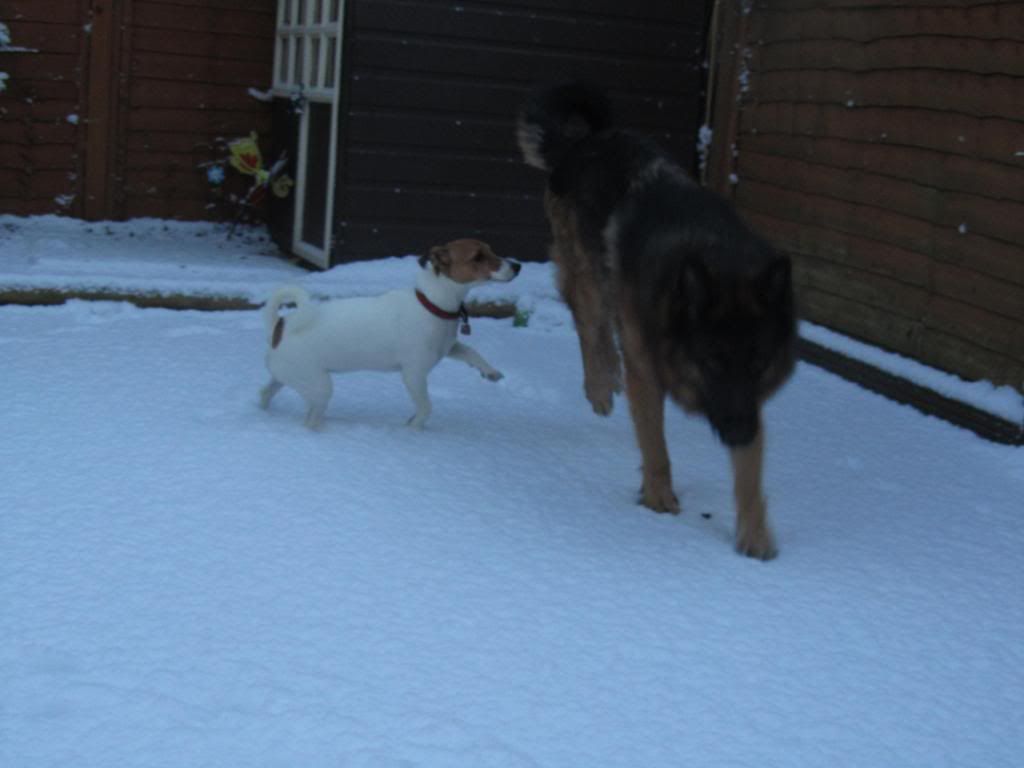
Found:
416,290 -> 471,335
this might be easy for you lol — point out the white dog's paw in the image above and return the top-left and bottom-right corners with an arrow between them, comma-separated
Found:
303,408 -> 326,431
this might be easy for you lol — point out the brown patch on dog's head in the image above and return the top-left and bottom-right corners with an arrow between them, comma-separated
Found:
420,239 -> 521,284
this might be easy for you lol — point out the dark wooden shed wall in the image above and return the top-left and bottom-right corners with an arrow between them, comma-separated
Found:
709,0 -> 1024,391
332,0 -> 710,261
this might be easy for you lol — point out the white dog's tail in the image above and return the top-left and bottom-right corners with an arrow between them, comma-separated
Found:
263,285 -> 316,346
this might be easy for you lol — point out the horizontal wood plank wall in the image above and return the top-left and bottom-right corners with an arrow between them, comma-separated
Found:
334,0 -> 710,261
719,0 -> 1024,391
116,0 -> 276,219
0,1 -> 89,217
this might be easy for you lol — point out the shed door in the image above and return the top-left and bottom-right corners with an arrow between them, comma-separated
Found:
273,0 -> 345,268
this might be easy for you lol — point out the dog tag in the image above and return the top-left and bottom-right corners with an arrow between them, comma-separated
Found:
460,320 -> 471,335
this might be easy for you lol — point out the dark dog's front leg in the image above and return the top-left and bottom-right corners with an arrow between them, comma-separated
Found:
729,421 -> 777,560
558,262 -> 621,416
624,356 -> 679,514
545,194 -> 622,415
580,319 -> 620,416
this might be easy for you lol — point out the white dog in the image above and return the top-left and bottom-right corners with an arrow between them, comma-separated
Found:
260,238 -> 520,429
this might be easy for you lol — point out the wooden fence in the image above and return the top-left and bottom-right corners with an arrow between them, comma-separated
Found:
708,0 -> 1024,391
2,0 -> 276,220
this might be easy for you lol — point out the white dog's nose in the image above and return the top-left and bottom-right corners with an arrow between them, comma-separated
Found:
494,260 -> 521,282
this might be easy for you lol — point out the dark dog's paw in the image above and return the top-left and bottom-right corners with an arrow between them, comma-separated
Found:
735,526 -> 777,561
638,483 -> 680,514
585,381 -> 615,415
584,371 -> 617,416
483,370 -> 504,382
590,395 -> 614,416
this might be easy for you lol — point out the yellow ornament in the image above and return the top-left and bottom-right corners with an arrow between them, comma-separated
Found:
271,174 -> 294,198
228,132 -> 263,177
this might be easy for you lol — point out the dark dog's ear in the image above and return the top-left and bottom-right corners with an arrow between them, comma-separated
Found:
681,257 -> 712,322
424,245 -> 451,275
755,257 -> 791,306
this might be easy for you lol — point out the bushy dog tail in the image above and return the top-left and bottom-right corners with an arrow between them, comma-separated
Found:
262,285 -> 316,343
517,81 -> 611,172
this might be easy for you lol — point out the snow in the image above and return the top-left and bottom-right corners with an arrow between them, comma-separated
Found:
802,322 -> 1023,425
0,22 -> 10,91
247,87 -> 274,103
0,214 -> 559,311
1,215 -> 1023,767
696,124 -> 713,175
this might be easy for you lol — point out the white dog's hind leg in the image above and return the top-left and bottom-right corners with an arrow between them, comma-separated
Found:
447,341 -> 503,381
259,379 -> 283,409
401,368 -> 432,429
294,371 -> 332,430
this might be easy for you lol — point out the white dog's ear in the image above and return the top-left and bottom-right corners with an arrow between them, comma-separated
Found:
426,245 -> 451,275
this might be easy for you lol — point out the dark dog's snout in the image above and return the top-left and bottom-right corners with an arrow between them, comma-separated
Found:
510,261 -> 522,276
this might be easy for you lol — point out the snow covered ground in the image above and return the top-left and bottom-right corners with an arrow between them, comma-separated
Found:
0,214 -> 548,309
3,214 -> 1020,425
1,216 -> 1023,767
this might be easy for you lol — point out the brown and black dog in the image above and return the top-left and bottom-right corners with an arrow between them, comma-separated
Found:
518,82 -> 796,559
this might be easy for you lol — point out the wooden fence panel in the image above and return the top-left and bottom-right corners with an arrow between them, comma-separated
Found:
114,0 -> 276,221
0,3 -> 87,217
1,0 -> 276,221
712,0 -> 1024,390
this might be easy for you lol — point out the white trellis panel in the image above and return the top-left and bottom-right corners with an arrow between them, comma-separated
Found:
272,0 -> 345,268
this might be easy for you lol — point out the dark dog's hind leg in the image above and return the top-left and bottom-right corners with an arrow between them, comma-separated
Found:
729,420 -> 777,560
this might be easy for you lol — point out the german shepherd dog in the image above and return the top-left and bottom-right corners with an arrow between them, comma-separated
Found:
517,82 -> 796,559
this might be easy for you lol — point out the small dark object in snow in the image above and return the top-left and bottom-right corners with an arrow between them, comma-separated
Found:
701,513 -> 712,520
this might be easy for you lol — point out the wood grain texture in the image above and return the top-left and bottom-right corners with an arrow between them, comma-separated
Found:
708,0 -> 1024,389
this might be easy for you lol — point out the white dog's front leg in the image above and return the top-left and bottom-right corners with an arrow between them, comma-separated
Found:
448,341 -> 503,381
401,367 -> 432,429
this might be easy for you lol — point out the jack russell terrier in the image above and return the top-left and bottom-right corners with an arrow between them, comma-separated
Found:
260,238 -> 521,429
